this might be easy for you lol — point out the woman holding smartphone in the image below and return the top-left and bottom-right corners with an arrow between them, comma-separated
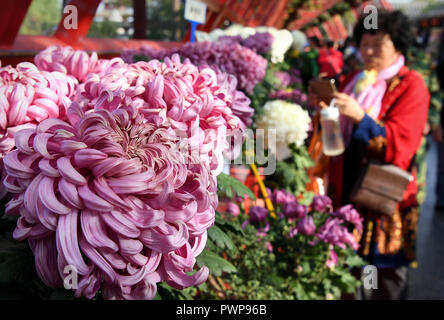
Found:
309,10 -> 430,300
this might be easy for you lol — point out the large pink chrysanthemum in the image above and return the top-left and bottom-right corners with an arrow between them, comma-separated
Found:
3,103 -> 216,299
0,62 -> 77,197
74,54 -> 242,175
0,62 -> 76,153
35,45 -> 125,83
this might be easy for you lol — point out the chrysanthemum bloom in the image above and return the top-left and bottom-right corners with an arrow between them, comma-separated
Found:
3,103 -> 216,299
256,100 -> 311,160
242,32 -> 273,55
283,201 -> 307,219
241,206 -> 269,230
271,189 -> 295,206
255,27 -> 294,64
123,41 -> 267,94
314,217 -> 359,250
35,45 -> 125,83
199,31 -> 273,56
249,206 -> 268,222
226,202 -> 240,217
0,62 -> 77,197
331,204 -> 363,231
274,71 -> 292,89
75,55 -> 242,175
296,216 -> 316,236
268,89 -> 307,106
311,195 -> 333,213
215,69 -> 254,130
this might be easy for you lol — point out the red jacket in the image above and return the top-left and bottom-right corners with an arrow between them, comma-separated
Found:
328,66 -> 430,209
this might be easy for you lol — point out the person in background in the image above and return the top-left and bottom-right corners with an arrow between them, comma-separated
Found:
317,40 -> 344,84
309,10 -> 430,300
300,37 -> 320,90
341,37 -> 363,78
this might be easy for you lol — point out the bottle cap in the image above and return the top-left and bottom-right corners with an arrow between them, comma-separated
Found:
320,105 -> 339,120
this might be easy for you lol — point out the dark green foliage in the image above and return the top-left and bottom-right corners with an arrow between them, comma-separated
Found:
217,173 -> 256,201
266,143 -> 314,196
0,214 -> 77,300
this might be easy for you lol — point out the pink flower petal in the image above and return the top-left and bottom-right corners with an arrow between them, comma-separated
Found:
39,176 -> 71,214
35,199 -> 58,231
79,234 -> 116,283
3,149 -> 36,179
56,210 -> 90,275
58,177 -> 83,209
57,156 -> 87,185
139,222 -> 188,253
93,176 -> 131,211
99,250 -> 127,270
78,184 -> 113,212
33,133 -> 54,159
74,148 -> 107,167
30,236 -> 62,288
80,209 -> 119,252
14,128 -> 35,154
38,158 -> 60,177
101,210 -> 140,238
13,216 -> 32,241
163,257 -> 209,289
118,236 -> 143,256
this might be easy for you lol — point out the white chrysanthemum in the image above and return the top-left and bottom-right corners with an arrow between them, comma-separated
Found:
269,29 -> 294,64
197,25 -> 293,63
256,100 -> 311,160
208,28 -> 226,41
255,27 -> 293,63
195,30 -> 211,42
239,27 -> 256,39
291,30 -> 307,51
224,24 -> 255,39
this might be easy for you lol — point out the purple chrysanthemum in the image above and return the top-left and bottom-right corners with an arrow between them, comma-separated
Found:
123,41 -> 267,94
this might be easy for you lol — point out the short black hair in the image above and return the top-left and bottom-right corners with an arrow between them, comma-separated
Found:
309,36 -> 320,47
353,9 -> 413,57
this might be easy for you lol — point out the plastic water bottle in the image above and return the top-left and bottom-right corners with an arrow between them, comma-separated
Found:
320,99 -> 345,156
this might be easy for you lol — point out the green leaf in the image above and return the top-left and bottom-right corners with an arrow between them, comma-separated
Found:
215,213 -> 244,235
344,254 -> 366,268
196,251 -> 237,277
207,225 -> 234,251
133,54 -> 150,62
217,173 -> 256,200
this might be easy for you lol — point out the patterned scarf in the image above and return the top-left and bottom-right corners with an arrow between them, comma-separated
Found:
341,54 -> 405,147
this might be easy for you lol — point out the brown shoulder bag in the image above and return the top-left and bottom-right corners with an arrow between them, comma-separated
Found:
349,162 -> 413,216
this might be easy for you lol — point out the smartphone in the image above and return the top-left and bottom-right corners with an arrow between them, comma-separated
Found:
309,78 -> 337,105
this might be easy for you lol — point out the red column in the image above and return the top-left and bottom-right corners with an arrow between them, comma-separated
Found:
0,0 -> 32,47
53,0 -> 102,45
133,0 -> 147,39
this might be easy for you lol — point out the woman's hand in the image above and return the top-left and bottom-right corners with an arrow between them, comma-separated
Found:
333,92 -> 365,123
